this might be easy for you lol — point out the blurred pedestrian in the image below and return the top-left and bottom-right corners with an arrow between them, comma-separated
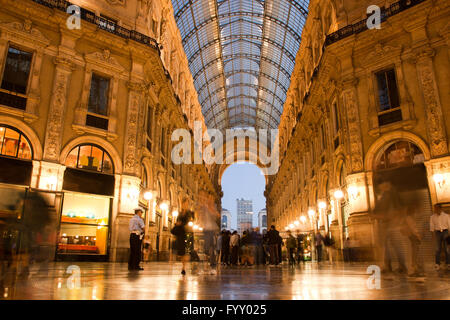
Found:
129,208 -> 144,271
267,225 -> 279,265
315,232 -> 324,262
221,230 -> 230,265
286,230 -> 297,265
176,198 -> 195,275
230,231 -> 239,265
371,180 -> 407,274
252,228 -> 263,265
430,204 -> 450,271
262,229 -> 270,264
296,232 -> 304,263
401,204 -> 424,277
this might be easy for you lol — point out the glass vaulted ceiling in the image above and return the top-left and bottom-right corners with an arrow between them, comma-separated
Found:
171,0 -> 309,130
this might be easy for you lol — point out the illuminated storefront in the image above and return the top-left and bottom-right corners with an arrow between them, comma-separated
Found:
58,144 -> 115,261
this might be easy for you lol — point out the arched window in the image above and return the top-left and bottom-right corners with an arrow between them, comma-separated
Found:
65,144 -> 114,174
0,125 -> 33,160
375,141 -> 424,171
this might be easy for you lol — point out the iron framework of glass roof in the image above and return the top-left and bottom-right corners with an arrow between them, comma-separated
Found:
171,0 -> 309,130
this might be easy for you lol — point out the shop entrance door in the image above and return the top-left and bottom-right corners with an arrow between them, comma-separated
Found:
373,164 -> 433,267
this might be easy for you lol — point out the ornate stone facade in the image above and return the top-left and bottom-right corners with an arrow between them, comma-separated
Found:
0,0 -> 218,262
266,0 -> 450,261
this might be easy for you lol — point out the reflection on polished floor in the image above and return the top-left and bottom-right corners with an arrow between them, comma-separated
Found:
1,262 -> 449,300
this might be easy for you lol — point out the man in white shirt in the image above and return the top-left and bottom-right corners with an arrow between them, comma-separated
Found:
129,208 -> 145,271
430,204 -> 450,270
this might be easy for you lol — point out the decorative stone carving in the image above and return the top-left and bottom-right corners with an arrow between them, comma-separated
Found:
105,0 -> 125,5
341,85 -> 364,173
123,82 -> 146,175
43,61 -> 74,161
0,20 -> 50,48
414,48 -> 448,157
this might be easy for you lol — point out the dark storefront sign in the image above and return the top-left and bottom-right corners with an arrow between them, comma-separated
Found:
0,156 -> 32,186
63,167 -> 115,196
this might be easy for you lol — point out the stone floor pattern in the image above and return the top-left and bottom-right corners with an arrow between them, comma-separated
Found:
1,262 -> 449,300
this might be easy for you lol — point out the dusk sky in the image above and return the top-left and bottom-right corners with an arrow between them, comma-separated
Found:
221,162 -> 266,230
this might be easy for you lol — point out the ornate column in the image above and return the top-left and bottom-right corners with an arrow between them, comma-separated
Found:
413,47 -> 448,157
123,81 -> 147,176
39,57 -> 74,192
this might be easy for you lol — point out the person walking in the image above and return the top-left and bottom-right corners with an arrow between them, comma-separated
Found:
173,198 -> 193,275
315,231 -> 324,262
401,204 -> 424,277
267,225 -> 279,265
371,180 -> 407,274
286,230 -> 297,266
262,229 -> 270,264
230,231 -> 240,266
128,208 -> 145,271
221,230 -> 230,265
430,204 -> 450,271
296,233 -> 304,263
252,228 -> 263,265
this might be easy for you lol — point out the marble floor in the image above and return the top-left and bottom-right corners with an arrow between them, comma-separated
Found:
0,261 -> 449,300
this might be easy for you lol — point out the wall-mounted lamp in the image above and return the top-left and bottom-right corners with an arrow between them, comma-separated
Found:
143,191 -> 153,201
172,210 -> 179,218
159,202 -> 169,212
334,189 -> 344,200
347,186 -> 360,201
308,209 -> 316,218
433,173 -> 445,188
289,223 -> 295,230
294,220 -> 300,226
188,221 -> 194,227
300,216 -> 307,224
318,201 -> 327,210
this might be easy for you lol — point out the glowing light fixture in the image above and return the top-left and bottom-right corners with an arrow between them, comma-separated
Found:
188,221 -> 194,227
289,224 -> 295,229
318,201 -> 327,210
334,189 -> 344,200
294,220 -> 300,226
300,216 -> 307,223
160,202 -> 168,211
308,209 -> 315,218
433,173 -> 445,188
172,210 -> 179,218
144,191 -> 153,201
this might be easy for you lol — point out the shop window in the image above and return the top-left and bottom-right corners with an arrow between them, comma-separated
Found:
58,193 -> 111,256
376,69 -> 402,126
0,47 -> 33,110
87,74 -> 110,130
0,125 -> 33,160
375,141 -> 424,171
65,144 -> 114,174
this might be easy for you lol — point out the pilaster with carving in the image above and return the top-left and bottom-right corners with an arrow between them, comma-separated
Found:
123,81 -> 147,175
341,80 -> 364,173
414,47 -> 448,157
43,58 -> 74,162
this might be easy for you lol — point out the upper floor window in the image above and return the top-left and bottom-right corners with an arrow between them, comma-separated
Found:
88,73 -> 110,116
65,144 -> 114,174
1,47 -> 33,95
86,74 -> 110,130
333,103 -> 341,134
376,69 -> 400,112
0,125 -> 32,160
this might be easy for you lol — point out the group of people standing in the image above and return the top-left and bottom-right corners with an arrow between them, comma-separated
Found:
215,225 -> 309,267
